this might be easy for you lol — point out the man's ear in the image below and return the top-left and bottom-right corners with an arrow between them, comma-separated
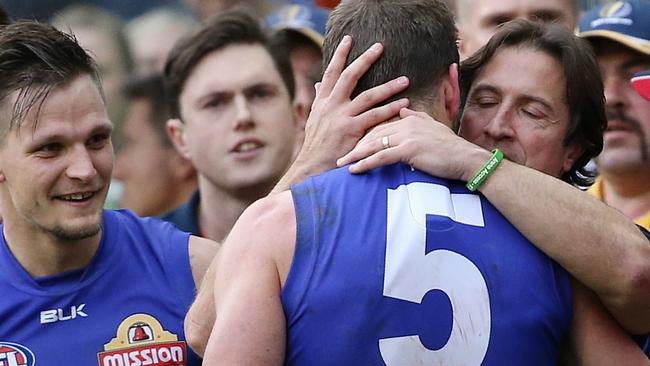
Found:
293,99 -> 307,131
0,149 -> 6,183
562,143 -> 584,175
443,63 -> 461,123
166,118 -> 191,160
291,100 -> 306,158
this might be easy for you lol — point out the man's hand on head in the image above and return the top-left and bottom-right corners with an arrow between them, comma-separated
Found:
273,35 -> 410,192
337,108 -> 488,182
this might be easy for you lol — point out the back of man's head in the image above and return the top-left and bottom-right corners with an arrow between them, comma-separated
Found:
0,21 -> 100,135
164,10 -> 295,120
323,0 -> 458,108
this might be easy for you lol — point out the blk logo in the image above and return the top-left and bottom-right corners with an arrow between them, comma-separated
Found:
40,304 -> 88,324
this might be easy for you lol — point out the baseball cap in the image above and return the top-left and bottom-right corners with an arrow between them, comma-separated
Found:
577,0 -> 650,55
266,3 -> 329,47
632,70 -> 650,101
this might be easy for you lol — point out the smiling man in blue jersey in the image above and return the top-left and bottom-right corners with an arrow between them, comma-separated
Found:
0,21 -> 218,365
201,1 -> 647,365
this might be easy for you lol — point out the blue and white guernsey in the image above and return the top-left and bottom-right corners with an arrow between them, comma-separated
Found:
0,210 -> 201,366
284,163 -> 573,365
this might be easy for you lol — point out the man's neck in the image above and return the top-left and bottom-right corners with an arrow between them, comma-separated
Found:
196,176 -> 273,243
2,220 -> 101,277
600,168 -> 650,220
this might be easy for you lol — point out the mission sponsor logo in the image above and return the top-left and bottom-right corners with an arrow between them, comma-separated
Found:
0,342 -> 35,366
98,314 -> 187,366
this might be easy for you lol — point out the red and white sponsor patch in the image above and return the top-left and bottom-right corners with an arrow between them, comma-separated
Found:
98,314 -> 187,366
98,342 -> 186,366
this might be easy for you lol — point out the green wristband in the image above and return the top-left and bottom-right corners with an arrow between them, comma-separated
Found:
465,149 -> 504,192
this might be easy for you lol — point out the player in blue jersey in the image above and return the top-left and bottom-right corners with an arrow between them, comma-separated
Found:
201,1 -> 649,365
0,21 -> 218,365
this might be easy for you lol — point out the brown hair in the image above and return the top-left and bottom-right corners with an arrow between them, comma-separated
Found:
164,10 -> 295,119
460,19 -> 606,186
323,0 -> 458,107
0,21 -> 101,136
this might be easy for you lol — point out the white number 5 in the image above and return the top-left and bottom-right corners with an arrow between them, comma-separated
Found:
379,182 -> 491,365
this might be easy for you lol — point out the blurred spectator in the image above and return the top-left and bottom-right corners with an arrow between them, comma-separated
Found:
114,74 -> 197,217
184,0 -> 284,21
125,6 -> 200,76
0,0 -> 175,21
50,4 -> 133,148
0,3 -> 8,24
267,3 -> 328,139
578,0 -> 650,229
456,0 -> 579,59
161,11 -> 299,242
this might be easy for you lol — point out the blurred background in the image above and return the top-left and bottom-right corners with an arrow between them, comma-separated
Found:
0,0 -> 611,21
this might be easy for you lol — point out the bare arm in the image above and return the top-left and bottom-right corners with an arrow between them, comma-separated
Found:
185,236 -> 221,356
203,192 -> 296,365
338,109 -> 650,334
561,281 -> 650,365
477,157 -> 650,335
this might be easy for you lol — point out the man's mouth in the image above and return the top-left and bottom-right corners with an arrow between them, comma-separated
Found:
232,140 -> 264,153
605,110 -> 641,134
605,120 -> 634,133
56,191 -> 96,202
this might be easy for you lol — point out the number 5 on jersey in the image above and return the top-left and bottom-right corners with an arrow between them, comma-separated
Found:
380,182 -> 491,365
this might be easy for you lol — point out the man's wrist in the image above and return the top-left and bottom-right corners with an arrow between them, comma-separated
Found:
460,146 -> 493,183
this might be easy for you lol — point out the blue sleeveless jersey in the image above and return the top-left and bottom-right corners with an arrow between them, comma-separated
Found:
284,163 -> 573,365
0,210 -> 201,366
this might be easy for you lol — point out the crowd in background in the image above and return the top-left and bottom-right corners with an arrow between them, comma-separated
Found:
0,0 -> 648,364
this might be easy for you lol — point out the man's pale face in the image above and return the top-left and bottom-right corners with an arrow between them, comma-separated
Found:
114,98 -> 181,216
127,21 -> 193,76
594,42 -> 650,174
459,0 -> 577,59
178,44 -> 297,194
459,47 -> 581,178
0,75 -> 113,241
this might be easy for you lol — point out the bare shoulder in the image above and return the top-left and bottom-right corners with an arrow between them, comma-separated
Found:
222,191 -> 297,282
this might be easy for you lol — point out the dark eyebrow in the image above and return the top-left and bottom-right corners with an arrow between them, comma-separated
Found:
92,122 -> 113,136
28,120 -> 113,148
480,12 -> 514,27
243,82 -> 279,94
520,95 -> 555,112
530,9 -> 564,21
621,57 -> 650,71
196,90 -> 231,108
469,83 -> 555,111
468,83 -> 500,98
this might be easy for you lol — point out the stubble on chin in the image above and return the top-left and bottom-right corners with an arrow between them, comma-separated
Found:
49,222 -> 102,242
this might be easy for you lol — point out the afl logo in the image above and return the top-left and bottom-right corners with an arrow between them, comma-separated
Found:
599,1 -> 633,18
0,342 -> 35,366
